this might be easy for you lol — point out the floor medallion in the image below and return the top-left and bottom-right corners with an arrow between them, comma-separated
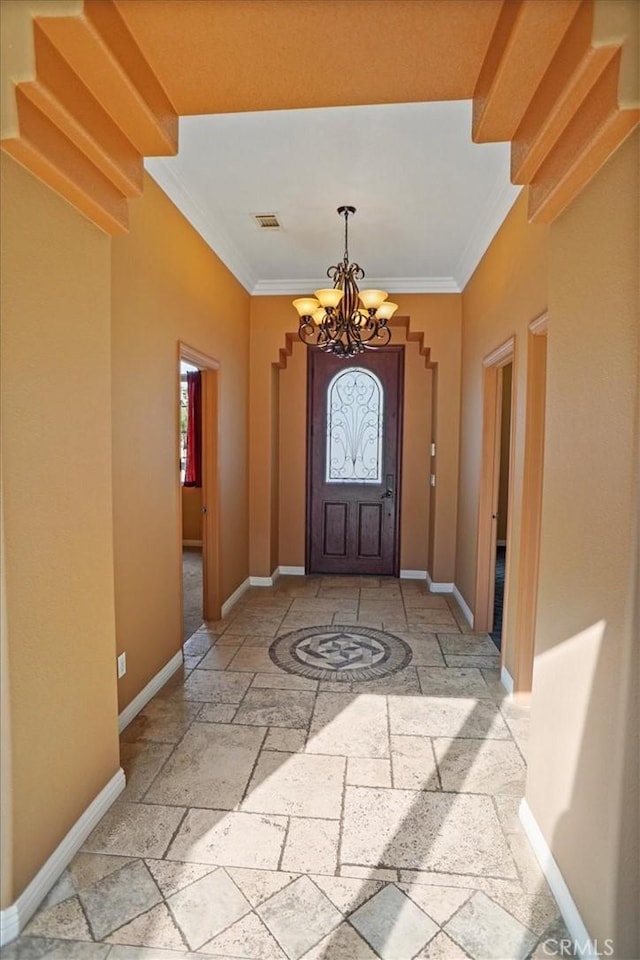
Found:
269,624 -> 412,683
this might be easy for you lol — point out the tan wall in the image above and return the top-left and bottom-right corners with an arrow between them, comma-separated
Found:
457,191 -> 548,679
527,132 -> 639,957
277,330 -> 432,572
181,487 -> 203,542
497,362 -> 512,542
0,155 -> 120,897
251,296 -> 460,581
111,174 -> 250,711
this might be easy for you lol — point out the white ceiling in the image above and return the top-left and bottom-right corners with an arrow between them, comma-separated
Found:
145,100 -> 521,295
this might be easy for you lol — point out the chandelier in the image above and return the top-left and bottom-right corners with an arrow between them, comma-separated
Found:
292,206 -> 398,358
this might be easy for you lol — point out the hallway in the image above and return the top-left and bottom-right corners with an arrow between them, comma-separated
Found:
9,577 -> 566,959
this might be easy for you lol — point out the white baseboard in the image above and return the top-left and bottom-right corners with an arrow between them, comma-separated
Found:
182,539 -> 202,547
278,566 -> 305,576
452,585 -> 475,628
0,768 -> 125,946
221,577 -> 250,618
400,569 -> 428,580
500,665 -> 514,694
249,569 -> 280,588
519,799 -> 598,959
426,572 -> 455,593
497,539 -> 507,547
118,650 -> 183,733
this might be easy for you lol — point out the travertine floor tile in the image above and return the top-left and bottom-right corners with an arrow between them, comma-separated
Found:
252,673 -> 318,691
167,868 -> 251,950
203,911 -> 287,958
390,735 -> 439,790
307,693 -> 389,758
120,698 -> 202,743
493,796 -> 522,834
341,787 -> 518,878
181,669 -> 253,703
350,883 -> 439,960
78,859 -> 161,939
438,635 -> 500,658
444,654 -> 501,670
197,703 -> 237,723
444,890 -> 537,959
2,940 -> 110,959
67,853 -> 134,891
226,645 -> 284,673
226,868 -> 299,907
434,738 -> 526,795
243,751 -> 346,819
120,741 -> 173,801
416,931 -> 471,958
197,644 -> 242,669
82,802 -> 185,859
144,860 -> 217,898
388,696 -> 511,739
281,817 -> 340,875
398,883 -> 471,925
257,876 -> 342,960
22,898 -> 91,942
347,757 -> 392,787
300,922 -> 379,959
354,668 -> 421,696
166,808 -> 287,869
310,876 -> 385,915
144,721 -> 265,808
234,688 -> 316,728
264,727 -> 308,752
103,902 -> 184,950
417,667 -> 491,699
398,636 -> 445,667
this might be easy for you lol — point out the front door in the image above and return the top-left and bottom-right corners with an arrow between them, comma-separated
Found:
307,347 -> 404,575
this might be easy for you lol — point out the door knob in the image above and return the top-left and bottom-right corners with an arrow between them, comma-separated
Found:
381,489 -> 393,499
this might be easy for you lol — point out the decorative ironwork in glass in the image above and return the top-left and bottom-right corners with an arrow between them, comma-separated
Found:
326,367 -> 383,483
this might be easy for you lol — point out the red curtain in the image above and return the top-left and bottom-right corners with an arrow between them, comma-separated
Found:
184,370 -> 202,487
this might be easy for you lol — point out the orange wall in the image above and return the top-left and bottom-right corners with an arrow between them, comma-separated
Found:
458,191 -> 548,678
250,295 -> 460,581
527,131 -> 639,956
181,486 -> 203,542
277,330 -> 432,572
111,174 -> 250,711
0,155 -> 120,898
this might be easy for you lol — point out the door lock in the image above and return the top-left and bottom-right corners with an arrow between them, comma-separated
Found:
381,474 -> 394,499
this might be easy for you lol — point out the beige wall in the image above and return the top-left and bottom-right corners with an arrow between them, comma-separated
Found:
277,329 -> 432,572
457,191 -> 548,678
111,174 -> 250,711
251,296 -> 460,582
0,155 -> 120,897
181,487 -> 203,542
527,131 -> 639,957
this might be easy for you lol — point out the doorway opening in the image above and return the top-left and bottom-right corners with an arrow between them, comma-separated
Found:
491,362 -> 512,650
474,338 -> 515,654
178,344 -> 221,642
180,359 -> 204,640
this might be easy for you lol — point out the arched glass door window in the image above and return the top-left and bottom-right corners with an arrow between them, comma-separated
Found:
326,367 -> 384,482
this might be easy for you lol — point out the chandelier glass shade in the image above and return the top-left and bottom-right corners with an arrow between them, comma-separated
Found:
293,206 -> 398,358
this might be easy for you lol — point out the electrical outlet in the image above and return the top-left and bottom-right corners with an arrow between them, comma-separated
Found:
117,652 -> 127,679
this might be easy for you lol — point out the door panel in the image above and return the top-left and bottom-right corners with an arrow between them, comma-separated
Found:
307,347 -> 404,575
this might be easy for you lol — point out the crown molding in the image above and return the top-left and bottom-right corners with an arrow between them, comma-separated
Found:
144,159 -> 257,293
251,277 -> 460,296
454,176 -> 522,290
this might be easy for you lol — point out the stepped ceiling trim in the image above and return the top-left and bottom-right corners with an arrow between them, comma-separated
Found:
1,0 -> 637,259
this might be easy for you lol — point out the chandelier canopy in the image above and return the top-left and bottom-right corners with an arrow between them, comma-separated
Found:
293,206 -> 398,358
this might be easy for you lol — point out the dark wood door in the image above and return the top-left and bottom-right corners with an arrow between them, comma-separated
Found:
307,347 -> 404,575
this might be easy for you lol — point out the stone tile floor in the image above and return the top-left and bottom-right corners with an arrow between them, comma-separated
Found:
5,576 -> 569,960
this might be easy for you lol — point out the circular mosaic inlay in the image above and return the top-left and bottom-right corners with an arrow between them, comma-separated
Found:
269,625 -> 412,683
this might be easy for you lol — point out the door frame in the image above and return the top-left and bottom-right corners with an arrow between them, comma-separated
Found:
178,342 -> 222,624
514,313 -> 548,691
305,345 -> 405,577
474,337 -> 516,636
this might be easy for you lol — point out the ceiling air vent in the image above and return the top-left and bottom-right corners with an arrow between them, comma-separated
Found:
254,213 -> 281,229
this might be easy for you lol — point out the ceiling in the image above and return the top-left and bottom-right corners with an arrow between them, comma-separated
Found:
145,100 -> 521,295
